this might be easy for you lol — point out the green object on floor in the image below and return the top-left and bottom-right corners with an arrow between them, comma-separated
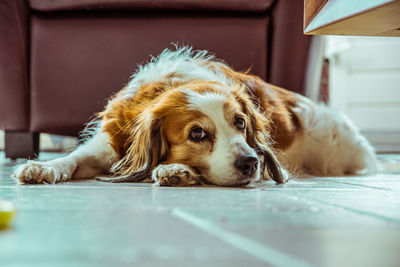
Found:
0,199 -> 15,229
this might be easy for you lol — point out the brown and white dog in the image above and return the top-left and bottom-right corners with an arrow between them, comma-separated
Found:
13,47 -> 377,186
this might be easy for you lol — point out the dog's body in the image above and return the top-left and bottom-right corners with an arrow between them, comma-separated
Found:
13,47 -> 376,186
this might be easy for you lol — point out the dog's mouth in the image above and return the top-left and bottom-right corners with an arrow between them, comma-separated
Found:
199,174 -> 253,187
234,178 -> 252,186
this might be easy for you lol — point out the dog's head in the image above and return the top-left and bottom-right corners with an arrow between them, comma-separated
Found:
107,80 -> 285,186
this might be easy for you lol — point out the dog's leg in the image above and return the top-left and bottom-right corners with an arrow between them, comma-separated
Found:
12,131 -> 118,184
152,163 -> 201,186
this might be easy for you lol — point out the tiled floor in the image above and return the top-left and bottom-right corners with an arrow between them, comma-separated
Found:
1,152 -> 400,267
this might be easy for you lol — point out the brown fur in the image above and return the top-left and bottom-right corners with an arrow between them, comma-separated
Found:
218,67 -> 303,150
99,63 -> 300,183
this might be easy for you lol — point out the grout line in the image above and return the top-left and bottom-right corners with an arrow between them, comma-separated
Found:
323,180 -> 391,191
171,208 -> 315,267
319,202 -> 400,225
281,193 -> 400,225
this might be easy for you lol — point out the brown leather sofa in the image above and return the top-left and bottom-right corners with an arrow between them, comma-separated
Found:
0,0 -> 310,159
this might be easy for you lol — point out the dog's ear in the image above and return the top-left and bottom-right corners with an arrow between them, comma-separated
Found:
261,146 -> 287,184
233,86 -> 286,184
98,114 -> 167,183
247,110 -> 287,184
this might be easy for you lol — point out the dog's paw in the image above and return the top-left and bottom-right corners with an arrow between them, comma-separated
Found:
12,159 -> 77,184
151,163 -> 200,186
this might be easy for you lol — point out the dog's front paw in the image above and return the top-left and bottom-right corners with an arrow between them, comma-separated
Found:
12,159 -> 77,184
152,163 -> 200,186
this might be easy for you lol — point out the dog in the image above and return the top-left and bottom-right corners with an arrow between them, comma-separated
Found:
13,47 -> 377,186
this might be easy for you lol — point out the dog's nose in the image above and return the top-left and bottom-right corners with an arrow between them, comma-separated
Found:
234,155 -> 258,176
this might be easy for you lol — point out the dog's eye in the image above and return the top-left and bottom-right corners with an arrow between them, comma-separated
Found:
189,127 -> 208,142
234,117 -> 246,130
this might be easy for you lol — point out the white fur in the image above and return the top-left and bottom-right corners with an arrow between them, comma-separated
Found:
280,96 -> 377,176
152,163 -> 200,186
13,129 -> 118,184
123,47 -> 232,99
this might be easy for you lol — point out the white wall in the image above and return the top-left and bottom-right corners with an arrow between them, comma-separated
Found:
325,36 -> 400,152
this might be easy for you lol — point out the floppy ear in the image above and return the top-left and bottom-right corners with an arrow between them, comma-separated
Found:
98,113 -> 167,183
233,86 -> 286,184
261,146 -> 286,184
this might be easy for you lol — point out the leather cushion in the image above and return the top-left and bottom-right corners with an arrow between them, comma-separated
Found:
0,0 -> 29,131
30,14 -> 269,136
28,0 -> 274,12
269,0 -> 311,95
